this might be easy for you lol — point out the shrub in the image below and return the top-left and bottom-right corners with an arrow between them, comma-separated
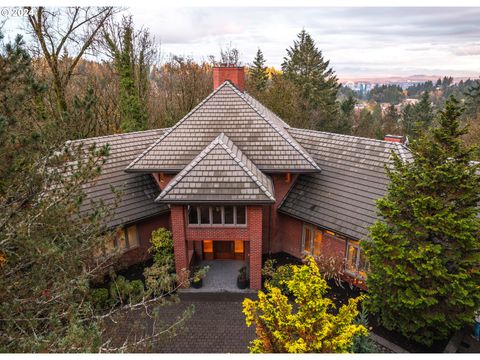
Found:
243,256 -> 367,353
265,264 -> 294,295
313,254 -> 345,288
261,258 -> 277,280
148,228 -> 174,269
91,288 -> 110,310
129,279 -> 145,303
350,305 -> 377,353
109,275 -> 131,304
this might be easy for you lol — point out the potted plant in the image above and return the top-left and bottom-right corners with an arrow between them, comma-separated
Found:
191,265 -> 209,289
237,266 -> 249,289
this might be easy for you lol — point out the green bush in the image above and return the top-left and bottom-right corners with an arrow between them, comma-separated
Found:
266,264 -> 294,295
91,288 -> 110,310
148,228 -> 174,269
129,279 -> 144,302
350,305 -> 376,353
109,275 -> 130,304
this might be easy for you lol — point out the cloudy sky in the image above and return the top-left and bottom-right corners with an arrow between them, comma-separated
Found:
128,7 -> 480,80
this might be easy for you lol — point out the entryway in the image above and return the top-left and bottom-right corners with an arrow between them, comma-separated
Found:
203,240 -> 245,260
182,260 -> 252,293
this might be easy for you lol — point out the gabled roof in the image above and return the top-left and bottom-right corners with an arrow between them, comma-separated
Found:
279,128 -> 412,240
126,81 -> 319,173
69,129 -> 170,228
155,133 -> 275,204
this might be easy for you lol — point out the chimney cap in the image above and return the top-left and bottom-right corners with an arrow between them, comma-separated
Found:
213,64 -> 244,68
384,135 -> 404,143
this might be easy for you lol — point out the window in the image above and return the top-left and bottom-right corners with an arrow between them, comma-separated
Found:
236,206 -> 246,225
314,229 -> 323,256
224,206 -> 234,224
302,224 -> 315,255
345,240 -> 369,278
187,206 -> 247,226
126,225 -> 139,249
199,206 -> 210,224
188,206 -> 198,225
100,225 -> 139,256
212,206 -> 222,224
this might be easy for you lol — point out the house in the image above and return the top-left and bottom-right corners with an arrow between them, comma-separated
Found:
74,66 -> 411,290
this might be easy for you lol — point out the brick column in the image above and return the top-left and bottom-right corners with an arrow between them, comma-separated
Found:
271,174 -> 298,253
248,206 -> 263,290
170,205 -> 189,287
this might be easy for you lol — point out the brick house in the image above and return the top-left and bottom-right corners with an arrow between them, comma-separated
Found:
74,66 -> 411,290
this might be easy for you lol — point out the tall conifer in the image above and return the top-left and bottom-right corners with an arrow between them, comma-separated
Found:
364,97 -> 480,345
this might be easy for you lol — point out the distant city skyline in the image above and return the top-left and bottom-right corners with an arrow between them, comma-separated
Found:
3,6 -> 480,80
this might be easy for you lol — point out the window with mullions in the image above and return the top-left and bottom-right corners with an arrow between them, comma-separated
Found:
187,205 -> 247,226
302,224 -> 323,257
345,240 -> 370,278
98,224 -> 139,256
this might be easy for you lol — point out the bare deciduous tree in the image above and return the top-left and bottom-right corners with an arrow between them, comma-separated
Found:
25,6 -> 116,113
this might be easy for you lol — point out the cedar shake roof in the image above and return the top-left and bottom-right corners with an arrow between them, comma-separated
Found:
279,128 -> 412,240
126,81 -> 319,173
69,129 -> 170,229
156,133 -> 275,204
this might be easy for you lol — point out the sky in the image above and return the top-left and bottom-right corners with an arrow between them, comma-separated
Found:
2,5 -> 479,81
127,6 -> 480,80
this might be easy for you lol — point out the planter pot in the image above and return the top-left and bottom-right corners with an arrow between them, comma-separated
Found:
192,279 -> 203,289
237,278 -> 249,289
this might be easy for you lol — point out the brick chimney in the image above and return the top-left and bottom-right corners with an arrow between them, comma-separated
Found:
384,135 -> 404,143
213,65 -> 245,91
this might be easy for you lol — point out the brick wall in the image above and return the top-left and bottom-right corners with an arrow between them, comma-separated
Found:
152,173 -> 175,191
213,67 -> 245,91
171,205 -> 189,286
118,212 -> 171,267
247,206 -> 263,290
186,226 -> 250,241
269,174 -> 298,253
277,213 -> 303,257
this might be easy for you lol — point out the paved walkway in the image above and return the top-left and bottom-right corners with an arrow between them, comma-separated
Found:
181,260 -> 253,293
153,298 -> 255,353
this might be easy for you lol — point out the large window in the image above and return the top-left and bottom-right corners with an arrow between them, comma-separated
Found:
345,240 -> 369,278
100,225 -> 139,256
302,224 -> 323,256
187,205 -> 247,226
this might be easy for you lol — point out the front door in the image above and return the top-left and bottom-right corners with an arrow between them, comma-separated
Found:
213,241 -> 235,260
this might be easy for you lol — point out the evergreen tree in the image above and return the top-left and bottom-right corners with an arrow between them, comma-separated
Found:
282,29 -> 339,132
383,104 -> 400,136
337,95 -> 355,135
363,97 -> 480,346
401,103 -> 416,139
104,17 -> 149,133
464,80 -> 480,117
413,91 -> 435,133
248,49 -> 269,92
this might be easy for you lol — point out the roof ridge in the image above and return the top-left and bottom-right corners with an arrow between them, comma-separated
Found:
156,132 -> 275,202
288,127 -> 400,146
125,82 -> 231,171
225,83 -> 320,171
68,128 -> 167,145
